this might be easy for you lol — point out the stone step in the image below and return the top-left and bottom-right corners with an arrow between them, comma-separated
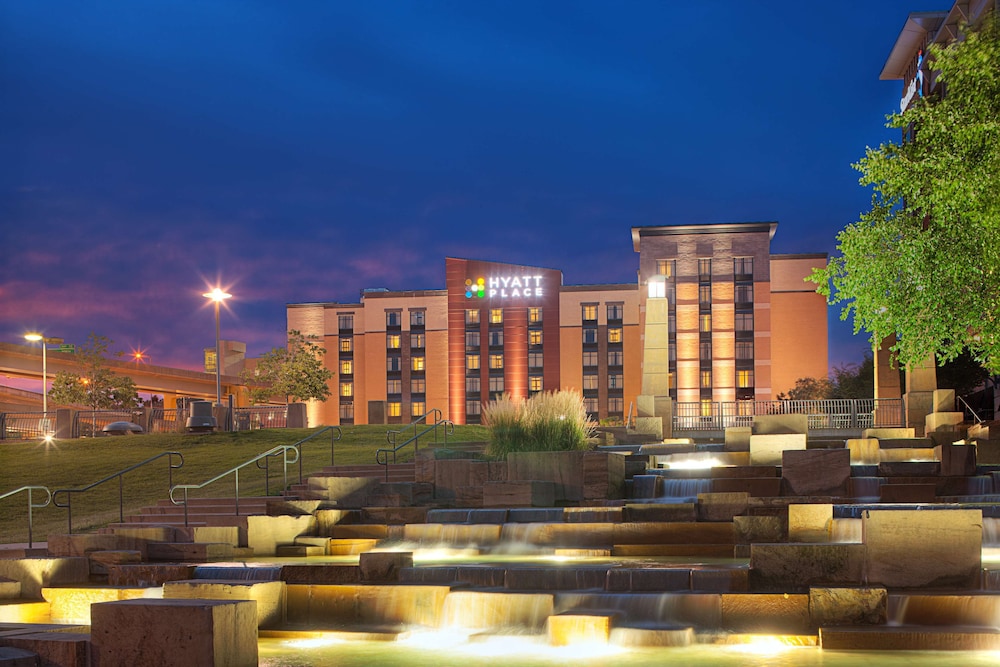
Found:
146,542 -> 234,562
819,624 -> 1000,651
152,496 -> 281,508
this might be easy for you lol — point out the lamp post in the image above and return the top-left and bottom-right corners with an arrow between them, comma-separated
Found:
203,288 -> 232,406
24,332 -> 56,415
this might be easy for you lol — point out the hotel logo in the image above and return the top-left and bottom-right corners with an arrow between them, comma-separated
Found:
465,275 -> 544,299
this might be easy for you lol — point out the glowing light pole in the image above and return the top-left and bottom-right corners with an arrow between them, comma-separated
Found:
24,332 -> 57,415
203,288 -> 232,406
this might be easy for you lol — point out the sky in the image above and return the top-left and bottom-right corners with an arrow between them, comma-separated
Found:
1,0 -> 934,376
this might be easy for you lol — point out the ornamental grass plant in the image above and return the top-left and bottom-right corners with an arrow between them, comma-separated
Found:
484,390 -> 595,459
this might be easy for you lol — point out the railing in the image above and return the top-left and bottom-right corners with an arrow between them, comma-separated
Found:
52,452 -> 184,533
73,410 -> 142,438
673,399 -> 905,431
0,485 -> 51,547
376,411 -> 453,481
232,406 -> 287,431
1,412 -> 54,440
149,407 -> 184,433
169,445 -> 299,526
956,395 -> 985,424
253,426 -> 342,495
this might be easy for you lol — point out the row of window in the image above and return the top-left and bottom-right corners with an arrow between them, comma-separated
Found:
696,369 -> 755,389
583,350 -> 624,366
385,333 -> 426,349
462,329 -> 543,347
583,327 -> 623,344
656,257 -> 754,279
464,307 -> 544,326
583,374 -> 624,389
338,356 -> 427,375
581,303 -> 624,322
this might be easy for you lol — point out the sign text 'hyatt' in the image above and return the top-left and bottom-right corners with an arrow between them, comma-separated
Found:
466,275 -> 545,299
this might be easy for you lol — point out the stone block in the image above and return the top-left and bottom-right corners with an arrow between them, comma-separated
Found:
192,526 -> 241,547
0,578 -> 21,600
925,411 -> 965,434
847,438 -> 879,465
710,477 -> 782,497
936,444 -> 977,476
482,481 -> 555,508
0,558 -> 90,599
932,388 -> 956,413
781,449 -> 850,496
862,509 -> 982,588
279,564 -> 360,584
749,544 -> 865,591
606,568 -> 690,592
820,626 -> 1000,651
862,428 -> 915,439
582,451 -> 626,500
721,593 -> 811,633
893,594 -> 1000,626
975,438 -> 1000,464
43,585 -> 148,624
547,613 -> 611,646
507,451 -> 586,502
623,503 -> 697,523
308,476 -> 380,507
696,492 -> 749,522
163,579 -> 286,629
88,550 -> 142,576
750,433 -> 806,465
905,391 -> 935,435
788,504 -> 832,543
90,598 -> 257,666
0,646 -> 36,666
877,461 -> 940,476
878,484 -> 936,503
691,568 -> 749,592
359,552 -> 412,582
361,506 -> 428,525
609,626 -> 694,647
629,475 -> 660,499
809,587 -> 886,627
633,416 -> 663,440
733,515 -> 786,544
0,632 -> 90,667
147,542 -> 233,562
246,515 -> 316,557
724,427 -> 752,452
752,414 -> 809,435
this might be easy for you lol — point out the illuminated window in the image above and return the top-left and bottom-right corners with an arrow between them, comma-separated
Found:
338,314 -> 353,331
582,351 -> 598,367
410,333 -> 425,348
529,330 -> 542,345
339,402 -> 354,419
738,370 -> 755,388
656,259 -> 675,277
699,314 -> 712,333
340,360 -> 353,375
410,310 -> 425,326
583,374 -> 598,390
584,397 -> 598,413
466,354 -> 480,371
529,376 -> 543,392
607,303 -> 623,320
466,400 -> 481,415
339,338 -> 352,353
698,258 -> 712,281
735,312 -> 754,331
489,353 -> 503,370
701,370 -> 712,388
608,327 -> 622,343
582,304 -> 597,321
700,399 -> 713,417
608,350 -> 623,366
340,382 -> 353,397
412,356 -> 425,372
386,311 -> 401,327
528,351 -> 543,368
411,401 -> 425,417
489,376 -> 504,392
466,376 -> 480,393
465,309 -> 480,325
386,356 -> 402,372
583,328 -> 598,344
648,278 -> 666,298
388,402 -> 401,417
608,397 -> 624,413
466,331 -> 480,347
488,330 -> 503,346
490,309 -> 503,324
411,378 -> 426,394
386,334 -> 401,349
736,341 -> 754,360
609,374 -> 623,389
387,379 -> 402,394
528,307 -> 542,324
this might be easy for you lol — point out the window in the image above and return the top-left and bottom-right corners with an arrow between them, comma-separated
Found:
584,397 -> 599,414
340,382 -> 353,397
489,308 -> 503,325
339,402 -> 354,420
410,310 -> 425,327
465,331 -> 480,347
582,304 -> 597,321
339,338 -> 352,353
607,303 -> 623,321
701,370 -> 712,388
608,350 -> 623,366
386,311 -> 402,327
608,397 -> 624,413
340,360 -> 353,375
488,330 -> 503,346
386,334 -> 401,349
735,312 -> 754,332
465,309 -> 480,325
738,370 -> 755,388
700,399 -> 714,417
489,376 -> 504,392
699,285 -> 712,307
583,328 -> 598,344
466,400 -> 481,415
698,258 -> 712,281
608,327 -> 622,344
529,330 -> 543,345
530,376 -> 543,392
735,283 -> 754,305
388,402 -> 401,418
386,379 -> 402,394
411,377 -> 426,394
699,341 -> 712,361
656,259 -> 675,277
410,333 -> 425,349
386,356 -> 402,372
411,356 -> 425,372
699,314 -> 712,333
528,307 -> 542,324
466,376 -> 481,393
648,279 -> 666,298
338,314 -> 353,331
411,401 -> 426,417
582,351 -> 598,367
466,354 -> 480,371
528,351 -> 544,368
736,341 -> 754,360
734,256 -> 754,278
489,353 -> 503,370
583,374 -> 599,390
609,374 -> 623,389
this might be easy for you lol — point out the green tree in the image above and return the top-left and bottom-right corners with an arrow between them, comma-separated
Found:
809,18 -> 1000,374
47,334 -> 141,410
780,376 -> 834,401
241,330 -> 332,405
829,355 -> 875,399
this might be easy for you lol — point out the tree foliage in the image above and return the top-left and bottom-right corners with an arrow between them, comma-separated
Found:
47,333 -> 141,410
809,18 -> 1000,374
780,354 -> 876,401
241,330 -> 332,405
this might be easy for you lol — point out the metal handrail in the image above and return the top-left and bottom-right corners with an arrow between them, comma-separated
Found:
0,485 -> 52,548
376,414 -> 453,481
956,395 -> 984,424
254,426 -> 343,494
385,408 -> 443,448
169,445 -> 299,526
52,451 -> 184,534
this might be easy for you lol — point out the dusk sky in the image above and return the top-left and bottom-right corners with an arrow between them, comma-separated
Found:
2,1 -> 931,377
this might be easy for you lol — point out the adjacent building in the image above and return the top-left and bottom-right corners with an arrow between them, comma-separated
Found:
288,223 -> 827,426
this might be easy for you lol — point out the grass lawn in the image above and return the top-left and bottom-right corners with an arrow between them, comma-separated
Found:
0,424 -> 490,544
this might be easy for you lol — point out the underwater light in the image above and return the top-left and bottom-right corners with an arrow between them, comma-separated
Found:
665,458 -> 722,470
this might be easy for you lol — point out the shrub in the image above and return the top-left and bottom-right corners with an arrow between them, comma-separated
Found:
483,390 -> 595,459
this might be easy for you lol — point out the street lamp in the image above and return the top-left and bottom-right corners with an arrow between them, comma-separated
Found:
24,332 -> 57,415
203,288 -> 232,406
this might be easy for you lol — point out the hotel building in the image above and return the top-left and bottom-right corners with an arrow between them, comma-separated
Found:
288,223 -> 827,426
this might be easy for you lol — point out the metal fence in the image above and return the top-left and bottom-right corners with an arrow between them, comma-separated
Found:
0,412 -> 54,440
232,406 -> 288,431
673,399 -> 905,432
72,410 -> 143,438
